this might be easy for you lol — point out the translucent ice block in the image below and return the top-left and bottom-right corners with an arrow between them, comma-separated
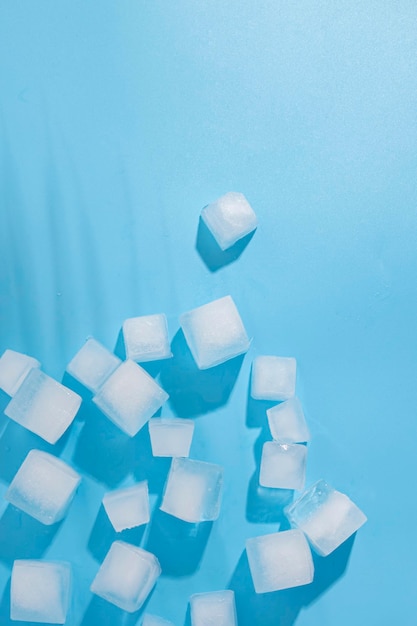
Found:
251,356 -> 296,401
142,614 -> 174,626
148,418 -> 194,457
180,296 -> 250,369
285,480 -> 367,556
93,359 -> 169,437
0,349 -> 40,397
4,368 -> 81,444
123,314 -> 172,362
267,397 -> 311,444
246,529 -> 314,593
6,450 -> 81,525
201,191 -> 258,250
260,442 -> 307,490
103,481 -> 150,533
90,541 -> 161,613
190,590 -> 237,626
66,338 -> 120,392
160,458 -> 223,523
11,560 -> 71,624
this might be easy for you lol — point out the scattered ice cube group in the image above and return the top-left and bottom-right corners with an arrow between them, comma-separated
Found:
103,481 -> 150,533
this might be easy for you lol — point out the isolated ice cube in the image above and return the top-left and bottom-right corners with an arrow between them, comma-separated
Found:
142,614 -> 174,626
6,450 -> 81,525
160,458 -> 223,523
4,368 -> 81,444
251,356 -> 296,401
11,560 -> 71,624
190,590 -> 237,626
259,442 -> 307,490
123,314 -> 172,362
285,480 -> 367,556
180,296 -> 250,369
201,192 -> 258,250
0,349 -> 40,397
246,529 -> 314,593
103,481 -> 150,533
90,541 -> 161,613
93,359 -> 168,437
149,418 -> 194,457
267,397 -> 311,444
66,338 -> 120,392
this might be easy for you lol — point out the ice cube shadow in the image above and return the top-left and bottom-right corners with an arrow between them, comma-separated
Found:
159,330 -> 244,418
61,371 -> 93,407
80,593 -> 149,626
195,216 -> 256,273
246,381 -> 277,429
228,534 -> 356,626
87,504 -> 146,563
145,509 -> 213,577
246,470 -> 293,526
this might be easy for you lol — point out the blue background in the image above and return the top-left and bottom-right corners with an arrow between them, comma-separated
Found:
0,1 -> 417,624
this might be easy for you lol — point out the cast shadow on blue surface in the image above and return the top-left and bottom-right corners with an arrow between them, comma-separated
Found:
246,470 -> 293,526
62,371 -> 93,407
145,509 -> 213,577
195,217 -> 255,273
228,534 -> 356,626
80,593 -> 149,626
246,384 -> 276,429
159,330 -> 244,418
88,504 -> 146,562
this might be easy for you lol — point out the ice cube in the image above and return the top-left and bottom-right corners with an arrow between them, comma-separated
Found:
6,450 -> 81,525
0,349 -> 40,397
149,418 -> 194,457
246,529 -> 314,593
4,368 -> 81,444
259,442 -> 307,490
123,314 -> 172,363
267,397 -> 311,444
11,560 -> 71,624
90,541 -> 161,613
142,614 -> 174,626
251,356 -> 296,401
160,458 -> 223,523
93,359 -> 168,437
201,192 -> 258,250
180,296 -> 250,369
190,590 -> 237,626
285,480 -> 367,556
103,481 -> 150,533
66,338 -> 120,392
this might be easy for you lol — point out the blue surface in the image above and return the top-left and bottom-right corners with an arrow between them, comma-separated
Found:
1,2 -> 417,624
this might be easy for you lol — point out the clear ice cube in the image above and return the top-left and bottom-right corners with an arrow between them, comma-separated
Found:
190,590 -> 237,626
149,418 -> 194,457
267,397 -> 311,444
201,192 -> 257,250
259,442 -> 307,490
103,481 -> 150,533
66,338 -> 120,392
0,349 -> 40,397
123,314 -> 172,363
251,356 -> 296,401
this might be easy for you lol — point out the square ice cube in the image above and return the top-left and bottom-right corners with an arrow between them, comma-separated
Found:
160,458 -> 223,523
267,397 -> 311,444
4,368 -> 81,444
93,359 -> 169,437
180,296 -> 250,370
246,529 -> 314,593
90,541 -> 161,613
11,560 -> 71,624
0,349 -> 40,397
103,481 -> 150,533
190,590 -> 237,626
259,442 -> 307,490
251,356 -> 296,401
123,314 -> 172,362
6,450 -> 81,525
285,480 -> 367,556
149,418 -> 194,457
142,615 -> 174,626
201,192 -> 258,250
66,338 -> 120,392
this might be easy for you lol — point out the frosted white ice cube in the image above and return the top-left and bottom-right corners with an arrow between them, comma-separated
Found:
246,529 -> 314,593
4,368 -> 81,444
11,560 -> 71,624
190,590 -> 237,626
201,192 -> 257,250
90,541 -> 161,613
267,397 -> 311,444
161,458 -> 223,523
66,338 -> 120,392
103,481 -> 150,533
123,314 -> 172,363
6,450 -> 81,525
251,356 -> 296,401
142,614 -> 174,626
149,418 -> 194,457
0,349 -> 40,397
285,480 -> 367,556
180,296 -> 250,369
93,359 -> 168,437
260,442 -> 307,490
